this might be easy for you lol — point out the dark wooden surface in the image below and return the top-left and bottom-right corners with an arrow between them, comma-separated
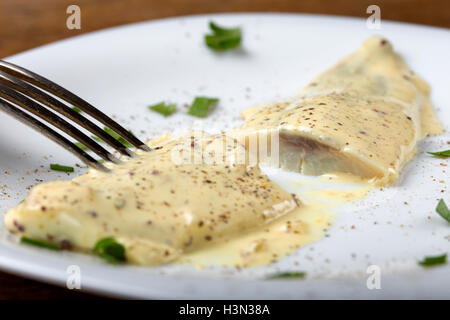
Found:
0,271 -> 103,299
0,0 -> 449,299
1,0 -> 449,58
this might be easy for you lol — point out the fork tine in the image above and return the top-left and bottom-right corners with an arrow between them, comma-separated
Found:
0,82 -> 121,164
0,97 -> 109,172
0,60 -> 150,152
0,70 -> 135,157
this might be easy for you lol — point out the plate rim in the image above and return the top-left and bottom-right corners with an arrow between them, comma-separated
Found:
1,12 -> 449,299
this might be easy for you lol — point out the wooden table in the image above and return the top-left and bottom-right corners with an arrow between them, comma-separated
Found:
0,0 -> 448,299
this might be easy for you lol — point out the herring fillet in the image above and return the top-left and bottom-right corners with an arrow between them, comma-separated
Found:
4,133 -> 299,265
239,37 -> 444,185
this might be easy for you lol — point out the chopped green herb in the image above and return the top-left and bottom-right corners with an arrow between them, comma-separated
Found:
104,127 -> 134,148
205,21 -> 242,51
21,236 -> 61,250
50,164 -> 74,172
93,237 -> 126,264
75,142 -> 88,150
149,102 -> 177,117
71,107 -> 82,113
84,129 -> 134,149
436,199 -> 450,223
266,272 -> 306,279
428,150 -> 450,157
103,127 -> 121,140
187,97 -> 219,118
419,254 -> 447,267
97,159 -> 105,164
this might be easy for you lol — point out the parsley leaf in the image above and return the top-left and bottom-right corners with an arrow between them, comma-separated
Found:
428,150 -> 450,157
71,107 -> 82,113
149,102 -> 177,117
436,199 -> 450,223
93,237 -> 126,264
205,21 -> 241,51
91,136 -> 103,142
50,164 -> 74,172
21,236 -> 61,250
79,129 -> 134,149
103,127 -> 134,148
75,142 -> 88,150
419,254 -> 447,267
266,272 -> 306,279
187,97 -> 219,118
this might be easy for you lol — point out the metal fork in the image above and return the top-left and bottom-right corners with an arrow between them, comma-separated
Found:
0,60 -> 151,172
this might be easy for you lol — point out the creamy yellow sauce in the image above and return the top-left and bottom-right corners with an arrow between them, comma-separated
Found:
3,37 -> 443,267
180,174 -> 371,268
239,37 -> 443,185
5,133 -> 300,265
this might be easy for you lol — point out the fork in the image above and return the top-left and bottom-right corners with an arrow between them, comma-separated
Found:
0,60 -> 151,172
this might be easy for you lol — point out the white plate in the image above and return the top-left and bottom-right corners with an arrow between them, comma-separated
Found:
0,13 -> 449,299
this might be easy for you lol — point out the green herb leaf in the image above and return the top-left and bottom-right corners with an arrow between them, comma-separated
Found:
187,97 -> 219,118
104,127 -> 134,148
419,254 -> 447,267
21,236 -> 61,250
266,272 -> 306,279
71,107 -> 82,113
84,129 -> 134,149
428,150 -> 450,157
205,21 -> 241,51
50,164 -> 74,172
93,237 -> 126,264
75,142 -> 88,150
436,199 -> 450,223
149,102 -> 177,117
103,127 -> 122,140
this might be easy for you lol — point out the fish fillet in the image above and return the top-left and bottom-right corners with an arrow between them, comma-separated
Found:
238,37 -> 443,185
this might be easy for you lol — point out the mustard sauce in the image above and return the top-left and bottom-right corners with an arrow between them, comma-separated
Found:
3,37 -> 443,267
